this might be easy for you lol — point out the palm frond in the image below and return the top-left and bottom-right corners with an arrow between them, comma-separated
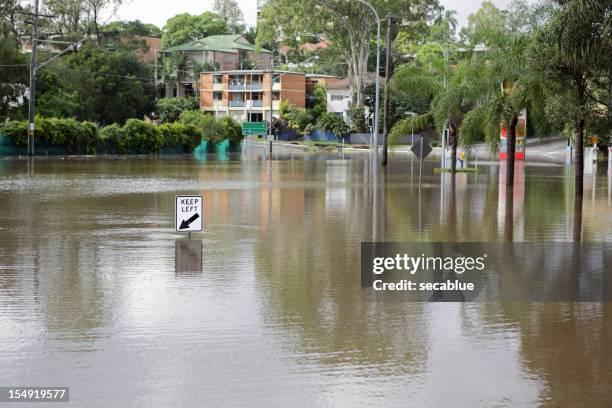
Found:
389,113 -> 433,145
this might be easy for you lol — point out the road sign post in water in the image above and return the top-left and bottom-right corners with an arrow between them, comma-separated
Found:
411,138 -> 432,160
176,196 -> 203,234
242,122 -> 268,136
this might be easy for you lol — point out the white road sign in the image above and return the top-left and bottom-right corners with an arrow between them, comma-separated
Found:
175,195 -> 203,232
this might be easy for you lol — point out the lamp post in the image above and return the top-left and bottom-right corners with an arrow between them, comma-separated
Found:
356,0 -> 381,165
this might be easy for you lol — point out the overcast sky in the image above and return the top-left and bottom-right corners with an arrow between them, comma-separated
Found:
105,0 -> 521,31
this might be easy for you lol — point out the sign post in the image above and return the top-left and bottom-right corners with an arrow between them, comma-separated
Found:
242,122 -> 268,136
175,195 -> 203,239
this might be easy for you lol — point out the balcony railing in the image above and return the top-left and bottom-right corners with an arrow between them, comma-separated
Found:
248,100 -> 264,107
229,100 -> 245,107
229,83 -> 245,90
247,82 -> 263,91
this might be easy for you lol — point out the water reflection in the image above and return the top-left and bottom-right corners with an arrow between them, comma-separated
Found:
175,239 -> 202,275
0,156 -> 611,406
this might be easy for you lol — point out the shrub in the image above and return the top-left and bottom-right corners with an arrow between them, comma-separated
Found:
158,122 -> 202,151
99,124 -> 125,154
218,116 -> 243,145
0,121 -> 28,146
316,112 -> 350,138
347,104 -> 367,133
122,119 -> 162,153
35,117 -> 97,154
155,97 -> 200,123
179,110 -> 224,143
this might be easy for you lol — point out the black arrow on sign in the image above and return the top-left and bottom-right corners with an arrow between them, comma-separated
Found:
179,213 -> 200,230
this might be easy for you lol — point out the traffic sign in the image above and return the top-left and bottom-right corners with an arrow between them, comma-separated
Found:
243,122 -> 268,136
412,138 -> 432,160
175,195 -> 203,232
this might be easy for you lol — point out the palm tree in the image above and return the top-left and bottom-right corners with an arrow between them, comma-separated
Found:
389,60 -> 485,173
161,53 -> 186,98
530,0 -> 611,196
458,26 -> 549,186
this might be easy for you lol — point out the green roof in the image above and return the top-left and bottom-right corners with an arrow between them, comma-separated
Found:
163,34 -> 271,53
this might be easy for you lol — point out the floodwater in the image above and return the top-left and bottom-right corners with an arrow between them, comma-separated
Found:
0,150 -> 611,407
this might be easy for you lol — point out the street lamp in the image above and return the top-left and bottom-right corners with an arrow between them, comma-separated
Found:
356,0 -> 381,165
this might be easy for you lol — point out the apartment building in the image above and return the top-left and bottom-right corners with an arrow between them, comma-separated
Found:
162,35 -> 272,97
200,70 -> 306,123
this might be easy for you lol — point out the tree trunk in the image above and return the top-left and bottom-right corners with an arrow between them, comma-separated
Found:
573,191 -> 583,242
450,131 -> 458,174
448,121 -> 459,173
381,17 -> 393,166
506,114 -> 518,187
93,5 -> 101,45
574,118 -> 585,196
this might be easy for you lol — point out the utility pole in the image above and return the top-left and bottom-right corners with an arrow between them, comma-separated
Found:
357,0 -> 381,166
27,0 -> 40,157
268,46 -> 274,155
382,15 -> 393,166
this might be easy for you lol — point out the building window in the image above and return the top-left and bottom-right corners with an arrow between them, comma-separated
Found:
225,53 -> 233,63
213,92 -> 222,101
272,91 -> 280,101
213,75 -> 222,84
331,94 -> 345,102
272,74 -> 281,84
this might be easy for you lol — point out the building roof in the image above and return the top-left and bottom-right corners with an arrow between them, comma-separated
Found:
163,34 -> 271,54
299,40 -> 330,53
201,69 -> 306,75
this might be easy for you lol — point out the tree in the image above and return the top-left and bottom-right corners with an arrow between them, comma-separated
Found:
36,44 -> 156,124
103,20 -> 162,37
457,2 -> 550,185
83,0 -> 124,42
44,0 -> 85,36
162,12 -> 229,48
530,0 -> 611,197
213,0 -> 244,32
35,70 -> 79,118
154,97 -> 199,123
0,37 -> 27,118
389,60 -> 483,173
1,0 -> 29,47
257,0 -> 439,107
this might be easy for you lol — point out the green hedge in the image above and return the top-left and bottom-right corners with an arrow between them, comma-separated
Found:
158,122 -> 202,151
0,114 -> 242,155
178,111 -> 243,145
0,117 -> 98,154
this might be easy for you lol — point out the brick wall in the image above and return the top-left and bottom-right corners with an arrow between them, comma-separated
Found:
200,74 -> 213,108
213,51 -> 238,70
247,50 -> 271,69
280,73 -> 306,108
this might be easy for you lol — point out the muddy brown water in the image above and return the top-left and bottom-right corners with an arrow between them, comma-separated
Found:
0,154 -> 611,407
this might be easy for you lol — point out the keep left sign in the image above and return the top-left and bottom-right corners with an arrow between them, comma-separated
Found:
175,195 -> 203,232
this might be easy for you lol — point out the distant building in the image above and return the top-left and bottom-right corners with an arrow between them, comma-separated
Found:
305,74 -> 343,91
299,40 -> 330,53
326,79 -> 353,122
325,73 -> 380,123
200,70 -> 306,123
162,35 -> 272,98
122,35 -> 161,63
